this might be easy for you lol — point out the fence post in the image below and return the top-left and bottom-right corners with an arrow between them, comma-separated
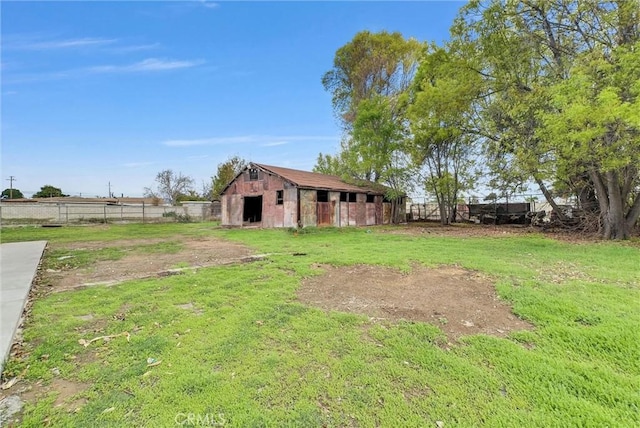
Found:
142,202 -> 145,223
103,205 -> 107,223
121,204 -> 123,221
58,203 -> 62,223
66,205 -> 69,224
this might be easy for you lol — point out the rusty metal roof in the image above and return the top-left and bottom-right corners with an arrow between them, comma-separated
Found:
253,163 -> 388,194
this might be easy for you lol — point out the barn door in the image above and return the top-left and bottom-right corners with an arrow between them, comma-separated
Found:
317,202 -> 332,226
228,194 -> 243,225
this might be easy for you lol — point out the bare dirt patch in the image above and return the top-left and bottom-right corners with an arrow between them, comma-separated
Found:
298,264 -> 533,340
382,221 -> 623,243
46,237 -> 253,292
381,222 -> 538,238
0,377 -> 90,424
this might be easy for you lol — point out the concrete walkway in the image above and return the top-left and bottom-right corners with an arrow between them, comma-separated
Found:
0,241 -> 47,375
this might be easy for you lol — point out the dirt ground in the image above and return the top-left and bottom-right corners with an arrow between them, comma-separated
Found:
45,237 -> 254,292
298,264 -> 533,341
383,221 -> 631,244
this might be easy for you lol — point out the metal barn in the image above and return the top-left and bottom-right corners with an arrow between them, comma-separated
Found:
220,163 -> 405,227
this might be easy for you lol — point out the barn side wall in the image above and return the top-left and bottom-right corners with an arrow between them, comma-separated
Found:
222,169 -> 296,227
221,167 -> 400,228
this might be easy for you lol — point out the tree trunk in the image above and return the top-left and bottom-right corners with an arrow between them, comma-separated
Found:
588,169 -> 634,240
626,194 -> 640,232
534,177 -> 567,220
605,171 -> 629,240
437,193 -> 448,226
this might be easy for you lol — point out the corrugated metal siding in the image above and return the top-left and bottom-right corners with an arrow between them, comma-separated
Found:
221,196 -> 229,225
375,196 -> 383,225
221,164 -> 406,227
383,203 -> 392,224
262,190 -> 280,228
356,194 -> 367,225
300,189 -> 317,227
317,202 -> 332,225
366,203 -> 376,226
283,188 -> 297,227
329,192 -> 340,226
224,194 -> 243,225
339,202 -> 349,226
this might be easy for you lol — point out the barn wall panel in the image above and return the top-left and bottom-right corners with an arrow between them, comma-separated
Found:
283,188 -> 298,227
300,189 -> 317,227
375,196 -> 383,225
366,203 -> 376,225
348,202 -> 358,226
221,196 -> 229,225
356,194 -> 367,226
223,194 -> 243,226
329,192 -> 340,226
261,190 -> 278,228
383,203 -> 392,224
339,202 -> 349,226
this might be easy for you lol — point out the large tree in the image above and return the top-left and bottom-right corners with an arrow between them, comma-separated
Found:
144,170 -> 194,205
33,185 -> 67,198
322,31 -> 422,130
211,156 -> 247,200
319,31 -> 422,206
449,0 -> 640,239
1,188 -> 24,199
408,45 -> 481,225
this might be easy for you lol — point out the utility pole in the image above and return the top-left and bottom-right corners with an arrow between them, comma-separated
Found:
6,176 -> 16,199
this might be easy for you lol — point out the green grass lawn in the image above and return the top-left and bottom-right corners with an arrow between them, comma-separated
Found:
2,224 -> 639,427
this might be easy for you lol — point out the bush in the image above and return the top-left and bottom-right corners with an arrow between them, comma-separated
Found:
162,211 -> 192,223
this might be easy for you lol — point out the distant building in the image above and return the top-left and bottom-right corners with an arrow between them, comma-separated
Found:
220,163 -> 405,227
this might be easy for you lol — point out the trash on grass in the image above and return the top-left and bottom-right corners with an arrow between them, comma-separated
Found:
78,332 -> 130,347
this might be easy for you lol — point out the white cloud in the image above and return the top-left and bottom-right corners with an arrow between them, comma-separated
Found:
122,161 -> 155,168
262,141 -> 289,147
163,136 -> 254,147
8,37 -> 117,50
4,58 -> 203,84
88,58 -> 203,73
110,43 -> 161,53
200,1 -> 219,9
5,34 -> 163,55
162,135 -> 338,147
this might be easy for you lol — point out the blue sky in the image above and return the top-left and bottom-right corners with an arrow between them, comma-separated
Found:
2,1 -> 462,198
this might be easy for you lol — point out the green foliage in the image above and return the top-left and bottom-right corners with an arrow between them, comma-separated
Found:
408,44 -> 480,224
312,152 -> 346,176
32,185 -> 66,198
540,42 -> 640,177
6,224 -> 639,426
447,0 -> 640,238
318,31 -> 421,201
162,211 -> 193,223
322,30 -> 422,127
1,188 -> 24,199
211,155 -> 247,200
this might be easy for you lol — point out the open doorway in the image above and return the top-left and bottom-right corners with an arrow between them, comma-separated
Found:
243,196 -> 262,223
